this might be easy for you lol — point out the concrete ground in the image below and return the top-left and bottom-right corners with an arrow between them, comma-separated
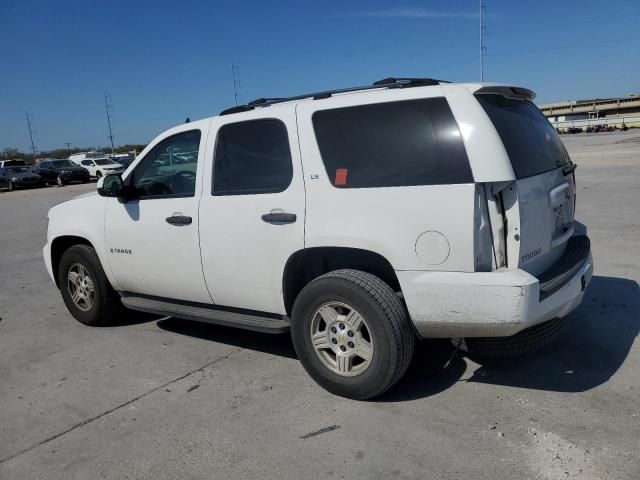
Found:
1,131 -> 638,480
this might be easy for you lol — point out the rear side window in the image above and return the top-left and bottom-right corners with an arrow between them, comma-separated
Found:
213,119 -> 293,195
476,94 -> 569,178
312,98 -> 472,188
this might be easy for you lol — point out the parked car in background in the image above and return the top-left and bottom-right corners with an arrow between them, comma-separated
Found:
0,160 -> 27,168
73,157 -> 125,179
113,157 -> 133,168
0,166 -> 45,190
0,170 -> 10,190
37,159 -> 91,186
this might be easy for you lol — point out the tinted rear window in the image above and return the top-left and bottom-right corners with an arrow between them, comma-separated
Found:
476,94 -> 569,178
213,119 -> 293,195
312,98 -> 472,188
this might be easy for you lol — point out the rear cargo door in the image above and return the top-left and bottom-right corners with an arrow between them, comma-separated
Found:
476,93 -> 575,275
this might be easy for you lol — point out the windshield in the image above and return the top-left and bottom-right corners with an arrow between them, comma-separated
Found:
475,94 -> 570,178
6,167 -> 30,173
52,160 -> 76,167
95,159 -> 117,165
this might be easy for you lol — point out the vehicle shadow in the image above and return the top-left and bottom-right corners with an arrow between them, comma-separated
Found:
150,275 -> 637,401
111,310 -> 162,327
156,317 -> 297,359
382,275 -> 639,401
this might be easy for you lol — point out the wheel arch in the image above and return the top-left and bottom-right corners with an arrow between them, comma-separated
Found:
282,247 -> 402,316
50,235 -> 94,287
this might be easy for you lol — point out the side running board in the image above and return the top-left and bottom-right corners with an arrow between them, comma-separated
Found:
120,294 -> 290,334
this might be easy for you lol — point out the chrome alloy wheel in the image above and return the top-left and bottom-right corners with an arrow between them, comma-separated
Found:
310,302 -> 374,377
67,263 -> 95,312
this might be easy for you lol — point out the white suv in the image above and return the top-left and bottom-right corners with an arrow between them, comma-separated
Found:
73,157 -> 125,179
44,78 -> 593,399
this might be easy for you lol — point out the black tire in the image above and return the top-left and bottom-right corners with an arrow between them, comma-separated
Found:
291,269 -> 415,400
96,171 -> 102,179
8,181 -> 14,192
58,244 -> 125,326
451,317 -> 568,357
57,175 -> 64,186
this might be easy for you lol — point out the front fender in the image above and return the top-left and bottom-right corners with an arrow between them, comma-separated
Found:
45,194 -> 121,290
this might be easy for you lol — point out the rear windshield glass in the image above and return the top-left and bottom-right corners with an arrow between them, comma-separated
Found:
476,94 -> 569,178
312,97 -> 472,188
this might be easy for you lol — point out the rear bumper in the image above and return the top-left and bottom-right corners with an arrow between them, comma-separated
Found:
399,235 -> 593,338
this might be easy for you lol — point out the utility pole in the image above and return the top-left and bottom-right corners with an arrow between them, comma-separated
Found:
480,0 -> 487,82
231,64 -> 241,106
65,142 -> 72,156
25,112 -> 37,162
104,93 -> 115,156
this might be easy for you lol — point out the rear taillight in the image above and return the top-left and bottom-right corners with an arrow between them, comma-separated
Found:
474,185 -> 494,272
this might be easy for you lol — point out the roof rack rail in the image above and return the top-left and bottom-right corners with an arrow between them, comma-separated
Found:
220,105 -> 255,115
220,76 -> 449,115
372,77 -> 449,86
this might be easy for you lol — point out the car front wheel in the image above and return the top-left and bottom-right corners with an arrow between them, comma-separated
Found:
57,175 -> 65,186
58,245 -> 124,326
291,269 -> 415,400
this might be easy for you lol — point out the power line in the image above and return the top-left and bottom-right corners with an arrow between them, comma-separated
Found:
231,64 -> 241,106
104,93 -> 115,156
25,112 -> 37,161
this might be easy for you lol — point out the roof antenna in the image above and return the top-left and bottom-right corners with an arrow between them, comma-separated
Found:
232,64 -> 241,106
480,0 -> 487,82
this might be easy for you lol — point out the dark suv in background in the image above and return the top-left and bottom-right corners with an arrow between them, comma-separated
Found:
37,160 -> 90,186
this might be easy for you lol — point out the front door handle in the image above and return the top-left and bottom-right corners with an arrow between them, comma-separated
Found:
166,215 -> 192,226
261,212 -> 297,225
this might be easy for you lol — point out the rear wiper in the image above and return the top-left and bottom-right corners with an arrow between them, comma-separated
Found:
562,162 -> 577,176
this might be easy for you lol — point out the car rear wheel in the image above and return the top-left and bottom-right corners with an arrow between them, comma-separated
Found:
291,269 -> 415,400
58,245 -> 125,326
8,181 -> 14,191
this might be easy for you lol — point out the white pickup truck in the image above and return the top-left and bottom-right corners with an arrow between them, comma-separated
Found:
44,78 -> 593,399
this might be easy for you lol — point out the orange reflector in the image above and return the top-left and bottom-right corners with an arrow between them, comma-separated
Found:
335,168 -> 348,186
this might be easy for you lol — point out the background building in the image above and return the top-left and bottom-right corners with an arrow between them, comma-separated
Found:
538,93 -> 640,129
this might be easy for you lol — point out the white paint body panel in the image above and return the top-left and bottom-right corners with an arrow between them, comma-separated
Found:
104,119 -> 213,303
43,81 -> 592,340
43,192 -> 115,286
399,252 -> 593,338
198,105 -> 306,313
296,87 -> 477,273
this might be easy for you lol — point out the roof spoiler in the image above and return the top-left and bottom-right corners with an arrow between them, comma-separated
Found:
475,86 -> 536,101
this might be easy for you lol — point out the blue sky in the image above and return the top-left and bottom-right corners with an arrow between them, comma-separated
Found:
1,0 -> 638,152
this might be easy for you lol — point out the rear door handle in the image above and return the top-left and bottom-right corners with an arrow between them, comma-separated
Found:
166,215 -> 192,226
261,212 -> 297,225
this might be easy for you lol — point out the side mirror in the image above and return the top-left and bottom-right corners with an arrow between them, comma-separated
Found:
97,174 -> 125,198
